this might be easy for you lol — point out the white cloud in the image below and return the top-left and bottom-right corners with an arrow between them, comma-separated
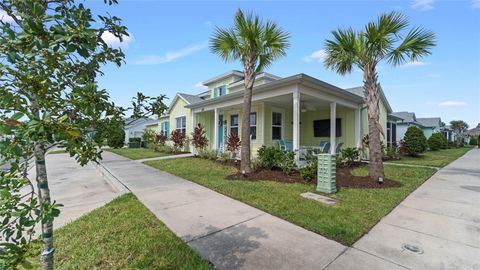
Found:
101,31 -> 133,48
438,101 -> 467,107
303,49 -> 328,63
0,10 -> 15,23
472,0 -> 480,9
412,0 -> 435,10
402,60 -> 428,68
195,82 -> 207,90
134,41 -> 207,65
204,21 -> 214,28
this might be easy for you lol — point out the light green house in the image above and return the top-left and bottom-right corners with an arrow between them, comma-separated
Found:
159,70 -> 394,163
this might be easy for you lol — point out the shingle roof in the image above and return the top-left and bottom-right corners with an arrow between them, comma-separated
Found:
391,112 -> 416,123
178,93 -> 204,105
124,117 -> 156,129
465,124 -> 480,136
416,117 -> 441,128
345,86 -> 393,113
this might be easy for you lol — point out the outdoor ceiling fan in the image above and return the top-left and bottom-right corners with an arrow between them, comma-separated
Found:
300,102 -> 315,112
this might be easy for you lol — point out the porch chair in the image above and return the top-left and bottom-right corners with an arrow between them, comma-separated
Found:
335,142 -> 344,154
322,142 -> 331,154
278,140 -> 286,151
285,140 -> 293,151
318,141 -> 328,152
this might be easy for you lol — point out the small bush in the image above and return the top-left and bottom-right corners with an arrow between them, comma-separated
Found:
251,158 -> 262,171
257,146 -> 283,170
403,126 -> 427,156
278,151 -> 296,174
107,126 -> 125,149
170,130 -> 186,153
129,137 -> 141,143
440,135 -> 449,149
428,133 -> 445,151
142,129 -> 156,148
340,147 -> 359,166
469,137 -> 478,146
191,124 -> 208,151
198,149 -> 217,160
156,145 -> 175,153
226,132 -> 241,159
155,132 -> 167,146
384,145 -> 400,160
218,152 -> 230,163
300,150 -> 317,182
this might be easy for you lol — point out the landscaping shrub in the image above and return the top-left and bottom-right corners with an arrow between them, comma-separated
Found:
198,149 -> 217,160
403,126 -> 427,156
340,147 -> 359,166
384,145 -> 400,160
257,146 -> 283,169
191,124 -> 209,151
300,150 -> 317,182
278,151 -> 296,174
142,129 -> 156,148
155,132 -> 167,146
170,130 -> 186,153
129,137 -> 141,143
218,152 -> 230,163
440,135 -> 449,149
107,126 -> 125,148
226,132 -> 241,159
469,137 -> 478,146
427,133 -> 445,151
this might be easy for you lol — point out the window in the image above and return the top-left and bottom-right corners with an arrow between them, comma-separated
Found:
313,118 -> 342,137
272,112 -> 282,140
250,112 -> 257,140
175,116 -> 186,135
213,85 -> 226,97
230,114 -> 239,135
160,121 -> 170,139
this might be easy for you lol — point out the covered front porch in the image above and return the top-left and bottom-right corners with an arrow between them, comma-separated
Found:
189,77 -> 364,164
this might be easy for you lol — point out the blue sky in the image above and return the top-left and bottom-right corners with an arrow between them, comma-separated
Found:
92,0 -> 479,127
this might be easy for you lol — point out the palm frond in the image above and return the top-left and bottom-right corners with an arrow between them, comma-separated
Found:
324,28 -> 359,75
386,26 -> 436,66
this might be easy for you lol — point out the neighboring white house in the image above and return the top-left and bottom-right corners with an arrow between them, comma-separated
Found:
123,117 -> 157,144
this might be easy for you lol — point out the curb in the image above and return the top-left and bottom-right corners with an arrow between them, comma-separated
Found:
95,162 -> 130,194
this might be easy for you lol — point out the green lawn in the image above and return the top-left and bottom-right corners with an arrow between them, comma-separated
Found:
27,194 -> 212,270
390,147 -> 472,167
106,148 -> 174,160
145,158 -> 435,245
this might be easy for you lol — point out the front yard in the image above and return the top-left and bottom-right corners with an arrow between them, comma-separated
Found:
145,158 -> 435,245
27,194 -> 212,269
106,148 -> 174,160
390,146 -> 472,167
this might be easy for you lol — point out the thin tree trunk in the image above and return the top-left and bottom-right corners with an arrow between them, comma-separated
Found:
456,130 -> 462,147
364,64 -> 385,181
240,62 -> 256,174
34,141 -> 54,270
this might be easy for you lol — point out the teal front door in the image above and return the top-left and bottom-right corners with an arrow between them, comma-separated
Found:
218,115 -> 224,150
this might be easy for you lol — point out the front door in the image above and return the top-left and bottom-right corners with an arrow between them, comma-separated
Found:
218,115 -> 224,150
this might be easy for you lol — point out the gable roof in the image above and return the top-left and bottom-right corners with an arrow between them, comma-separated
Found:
391,112 -> 417,123
124,117 -> 157,129
416,117 -> 441,128
465,124 -> 480,136
166,93 -> 204,114
344,86 -> 393,113
202,70 -> 244,85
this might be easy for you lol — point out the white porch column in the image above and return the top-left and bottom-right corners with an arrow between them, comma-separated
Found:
213,108 -> 219,150
354,107 -> 361,148
293,90 -> 300,163
330,102 -> 337,155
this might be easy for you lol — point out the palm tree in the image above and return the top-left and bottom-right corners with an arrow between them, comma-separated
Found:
450,120 -> 469,147
210,9 -> 289,173
324,11 -> 435,182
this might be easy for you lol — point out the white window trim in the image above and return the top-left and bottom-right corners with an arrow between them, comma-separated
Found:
271,107 -> 285,142
175,115 -> 187,134
229,113 -> 239,136
249,111 -> 258,142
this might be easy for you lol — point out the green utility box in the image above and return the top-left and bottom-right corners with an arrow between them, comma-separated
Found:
316,154 -> 337,194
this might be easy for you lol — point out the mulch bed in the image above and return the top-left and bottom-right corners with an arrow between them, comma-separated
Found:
225,162 -> 402,189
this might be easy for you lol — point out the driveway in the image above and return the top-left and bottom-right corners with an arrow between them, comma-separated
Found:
28,153 -> 121,229
327,148 -> 480,270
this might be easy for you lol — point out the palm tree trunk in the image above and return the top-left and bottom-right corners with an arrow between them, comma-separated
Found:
456,129 -> 462,147
240,63 -> 255,174
364,65 -> 385,181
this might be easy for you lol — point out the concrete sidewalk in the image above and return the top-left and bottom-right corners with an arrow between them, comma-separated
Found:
99,151 -> 348,270
28,154 -> 121,229
328,148 -> 480,270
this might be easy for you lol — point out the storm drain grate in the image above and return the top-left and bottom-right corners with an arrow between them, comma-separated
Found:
402,243 -> 424,254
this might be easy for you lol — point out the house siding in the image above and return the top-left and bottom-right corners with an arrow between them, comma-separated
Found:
361,99 -> 388,144
168,98 -> 192,150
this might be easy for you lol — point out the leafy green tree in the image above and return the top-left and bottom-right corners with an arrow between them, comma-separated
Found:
450,120 -> 469,147
210,9 -> 289,174
403,126 -> 428,156
324,12 -> 435,181
427,133 -> 444,151
0,1 -> 128,269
